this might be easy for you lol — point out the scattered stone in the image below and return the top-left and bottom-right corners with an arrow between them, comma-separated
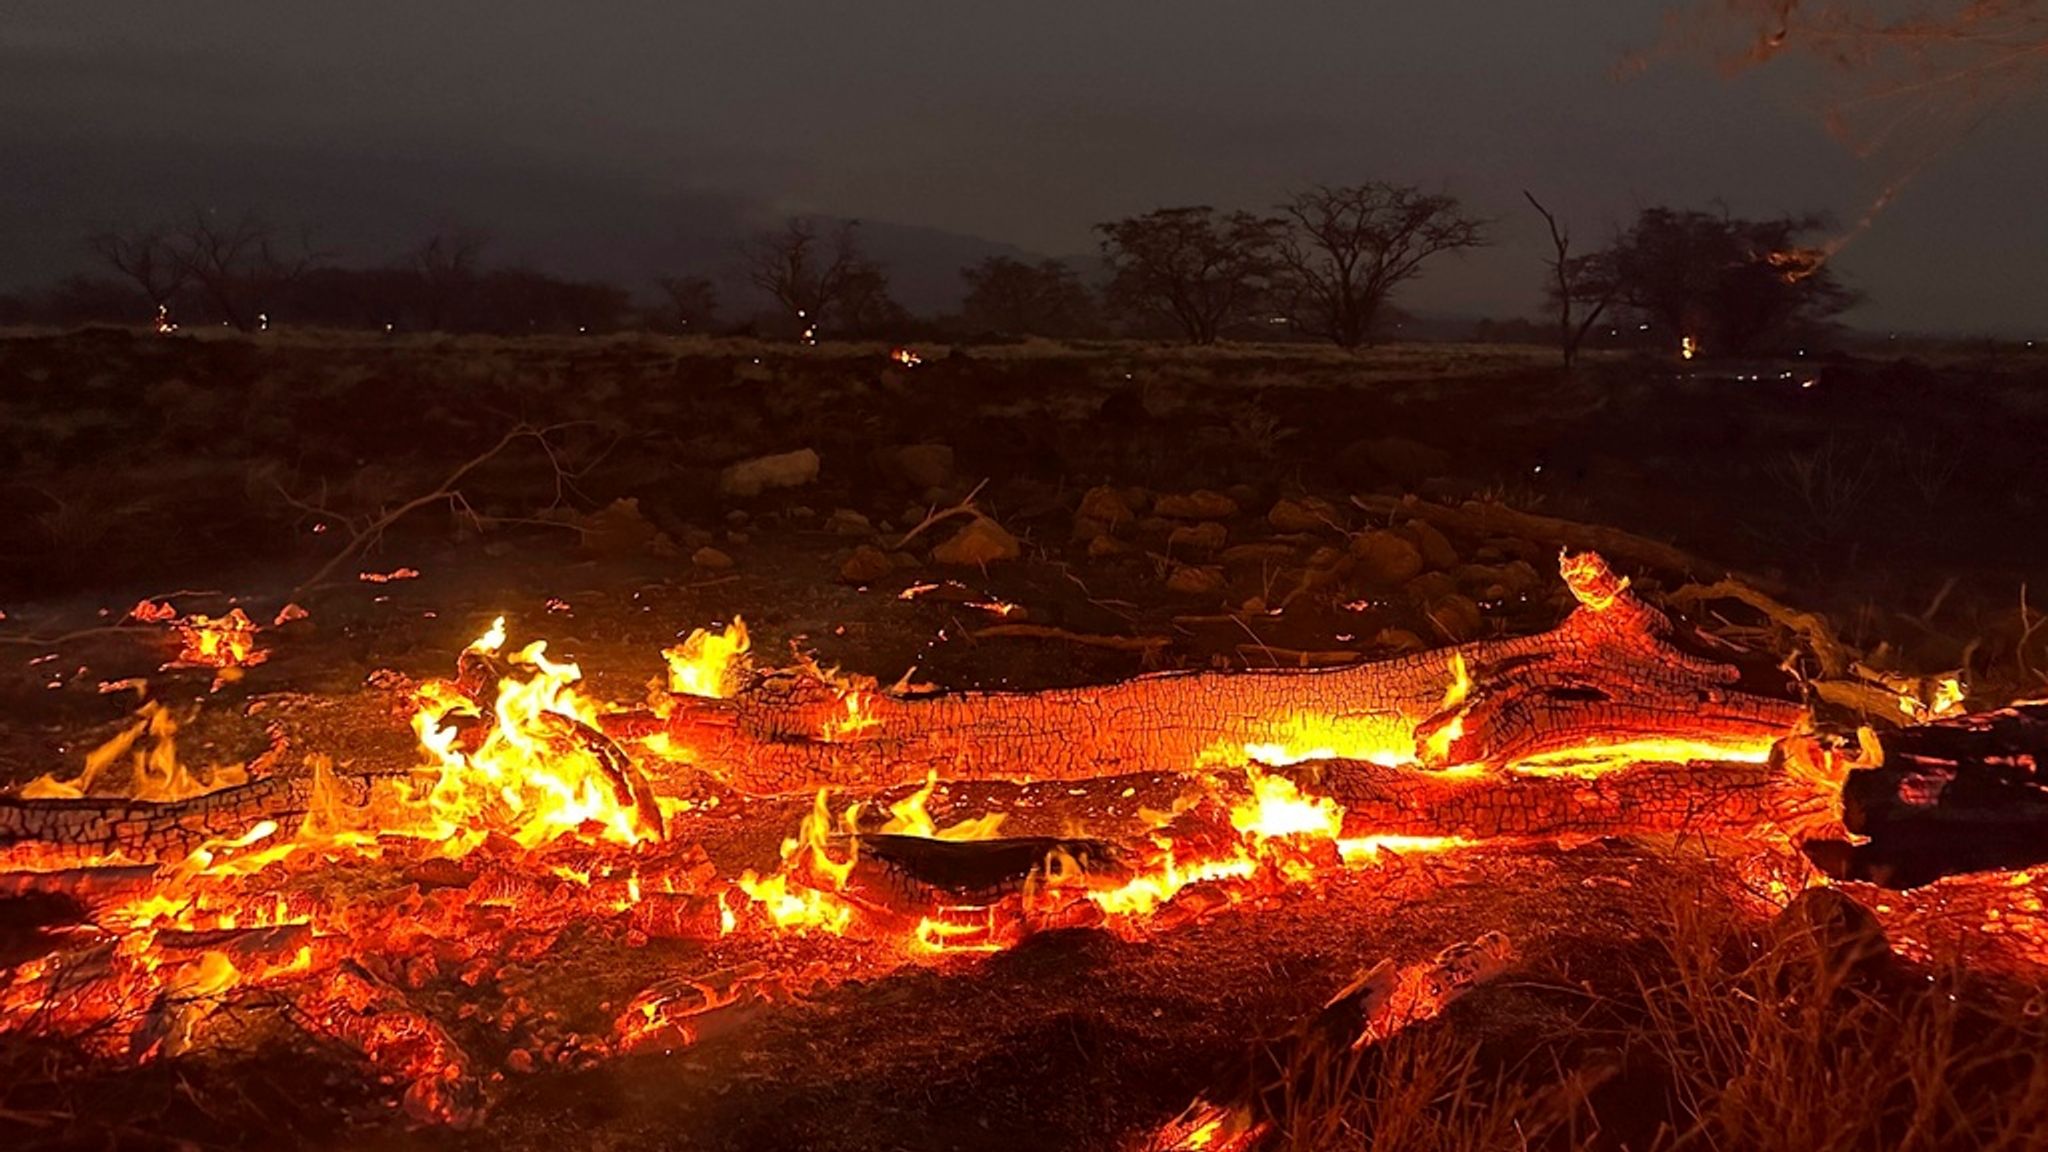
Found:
1168,521 -> 1228,553
1268,497 -> 1339,534
825,509 -> 873,536
1071,516 -> 1112,544
1349,530 -> 1425,587
1165,564 -> 1226,597
787,505 -> 817,521
889,444 -> 956,490
1077,485 -> 1136,528
1154,490 -> 1239,520
889,551 -> 922,569
678,527 -> 716,551
692,546 -> 735,572
1221,542 -> 1300,567
1374,628 -> 1428,653
1405,571 -> 1459,604
1423,593 -> 1484,642
717,448 -> 820,498
840,545 -> 894,584
725,530 -> 750,545
1306,545 -> 1347,571
725,509 -> 750,527
1087,534 -> 1132,559
931,516 -> 1021,566
1765,888 -> 1892,977
574,498 -> 672,557
1401,520 -> 1460,571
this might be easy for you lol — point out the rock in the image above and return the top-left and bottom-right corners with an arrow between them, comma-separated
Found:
1154,490 -> 1239,520
1168,521 -> 1228,553
931,516 -> 1021,566
1268,497 -> 1339,534
1405,571 -> 1460,604
717,448 -> 820,498
1374,628 -> 1428,653
692,546 -> 735,572
839,545 -> 894,584
1400,520 -> 1460,570
575,498 -> 671,557
1306,545 -> 1347,571
1221,542 -> 1301,567
1077,485 -> 1136,528
1071,516 -> 1112,544
1765,888 -> 1892,977
825,508 -> 873,537
1349,530 -> 1425,587
889,551 -> 922,569
1166,565 -> 1226,597
889,444 -> 956,490
725,509 -> 750,527
1087,534 -> 1132,559
787,505 -> 817,521
1422,593 -> 1484,642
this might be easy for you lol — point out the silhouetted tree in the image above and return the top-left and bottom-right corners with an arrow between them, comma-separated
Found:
1097,207 -> 1279,344
959,256 -> 1098,337
1522,191 -> 1619,369
1596,207 -> 1859,356
169,209 -> 323,330
407,230 -> 488,330
740,219 -> 887,339
1273,184 -> 1486,348
86,225 -> 190,321
655,275 -> 720,332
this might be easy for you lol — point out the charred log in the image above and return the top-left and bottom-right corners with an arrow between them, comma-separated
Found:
630,553 -> 1806,794
0,770 -> 387,866
1291,757 -> 1836,845
1805,702 -> 2048,888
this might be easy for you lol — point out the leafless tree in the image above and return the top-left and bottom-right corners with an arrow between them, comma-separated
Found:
1273,184 -> 1486,349
408,229 -> 488,330
170,209 -> 323,330
740,218 -> 884,338
1522,191 -> 1619,369
655,275 -> 719,332
86,226 -> 190,319
1097,206 -> 1280,345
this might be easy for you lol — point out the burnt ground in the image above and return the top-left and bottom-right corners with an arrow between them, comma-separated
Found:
2,330 -> 2047,1149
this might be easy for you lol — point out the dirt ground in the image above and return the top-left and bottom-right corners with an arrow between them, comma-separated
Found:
2,330 -> 2046,1150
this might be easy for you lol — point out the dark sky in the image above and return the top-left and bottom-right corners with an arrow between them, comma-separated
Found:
5,3 -> 2043,334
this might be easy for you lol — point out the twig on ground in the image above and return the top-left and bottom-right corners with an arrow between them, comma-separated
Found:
892,479 -> 989,551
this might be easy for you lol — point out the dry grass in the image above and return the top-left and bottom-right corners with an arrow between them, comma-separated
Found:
1257,890 -> 2048,1152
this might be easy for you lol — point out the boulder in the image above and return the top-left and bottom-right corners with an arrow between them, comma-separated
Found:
1268,497 -> 1339,534
1400,520 -> 1460,571
889,444 -> 956,490
691,546 -> 736,572
1166,565 -> 1226,597
1155,490 -> 1239,520
825,508 -> 874,537
717,448 -> 820,498
931,517 -> 1021,566
1168,521 -> 1228,554
840,545 -> 894,584
1077,485 -> 1136,528
1349,530 -> 1425,587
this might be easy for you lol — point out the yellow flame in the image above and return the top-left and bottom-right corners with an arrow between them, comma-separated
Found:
664,619 -> 750,698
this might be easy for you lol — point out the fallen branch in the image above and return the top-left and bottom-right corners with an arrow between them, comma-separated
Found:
1349,493 -> 1779,593
969,623 -> 1173,654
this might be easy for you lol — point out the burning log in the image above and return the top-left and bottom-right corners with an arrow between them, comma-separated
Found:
1288,756 -> 1837,846
0,770 -> 384,867
1803,702 -> 2048,888
628,552 -> 1806,794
